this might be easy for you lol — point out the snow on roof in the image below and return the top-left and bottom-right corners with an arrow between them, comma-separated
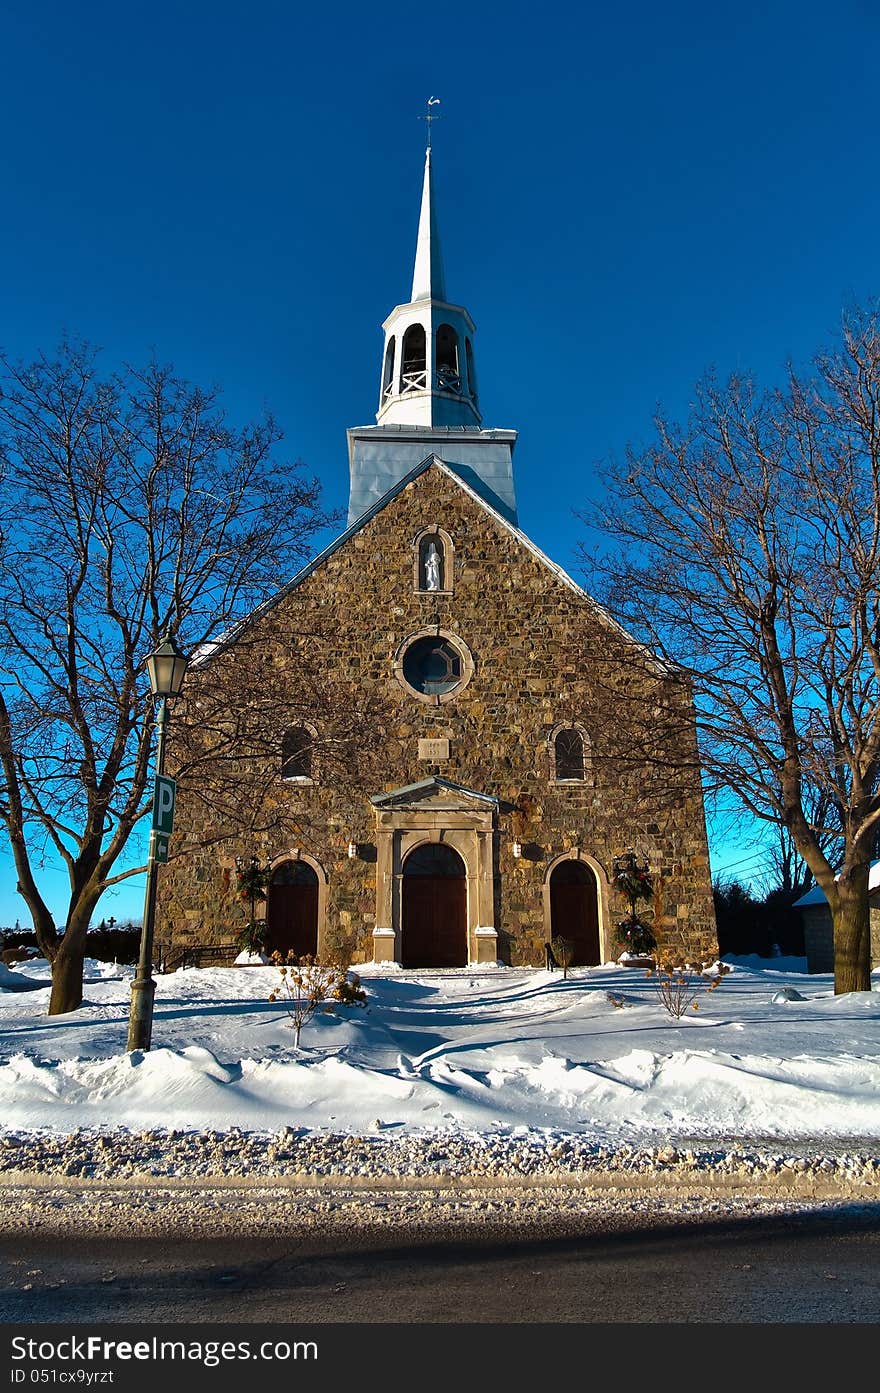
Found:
793,860 -> 880,908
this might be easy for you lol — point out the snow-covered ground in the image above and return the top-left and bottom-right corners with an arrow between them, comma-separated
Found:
2,954 -> 879,1148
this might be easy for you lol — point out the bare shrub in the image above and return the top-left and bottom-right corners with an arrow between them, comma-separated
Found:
268,952 -> 366,1047
650,959 -> 730,1020
550,935 -> 575,978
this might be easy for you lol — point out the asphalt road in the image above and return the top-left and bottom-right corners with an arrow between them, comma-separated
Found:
2,1206 -> 878,1324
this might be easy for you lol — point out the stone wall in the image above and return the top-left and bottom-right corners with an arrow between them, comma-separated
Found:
157,464 -> 718,966
801,903 -> 880,974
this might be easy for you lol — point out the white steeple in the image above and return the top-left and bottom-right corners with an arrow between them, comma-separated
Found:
410,147 -> 447,303
375,138 -> 481,430
347,114 -> 518,528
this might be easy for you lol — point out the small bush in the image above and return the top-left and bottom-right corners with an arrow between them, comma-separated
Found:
333,971 -> 366,1006
1,923 -> 141,964
235,920 -> 268,955
269,953 -> 366,1047
84,926 -> 141,964
650,959 -> 730,1020
550,934 -> 575,978
615,915 -> 657,957
0,930 -> 38,950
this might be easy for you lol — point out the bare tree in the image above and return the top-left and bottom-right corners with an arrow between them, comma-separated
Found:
169,608 -> 391,849
0,340 -> 334,1014
763,782 -> 839,900
583,304 -> 880,994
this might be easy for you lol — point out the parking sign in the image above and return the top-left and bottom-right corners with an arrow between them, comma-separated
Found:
153,776 -> 176,834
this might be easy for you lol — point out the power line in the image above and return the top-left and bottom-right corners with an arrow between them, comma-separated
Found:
710,850 -> 771,876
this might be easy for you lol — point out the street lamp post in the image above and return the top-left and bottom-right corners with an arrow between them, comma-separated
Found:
127,633 -> 189,1053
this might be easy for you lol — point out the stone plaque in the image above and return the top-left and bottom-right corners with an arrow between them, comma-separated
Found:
418,738 -> 450,761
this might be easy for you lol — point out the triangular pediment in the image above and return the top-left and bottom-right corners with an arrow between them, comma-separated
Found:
194,454 -> 669,677
370,777 -> 498,812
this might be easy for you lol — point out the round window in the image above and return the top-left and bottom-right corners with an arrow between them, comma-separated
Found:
395,630 -> 473,703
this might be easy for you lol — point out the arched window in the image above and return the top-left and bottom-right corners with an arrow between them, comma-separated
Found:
554,727 -> 586,782
465,338 -> 477,405
418,532 -> 445,591
381,337 -> 396,404
281,726 -> 312,781
401,324 -> 427,392
436,323 -> 460,392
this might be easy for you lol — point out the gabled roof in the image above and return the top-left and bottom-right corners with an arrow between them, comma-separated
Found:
194,455 -> 668,669
794,861 -> 880,908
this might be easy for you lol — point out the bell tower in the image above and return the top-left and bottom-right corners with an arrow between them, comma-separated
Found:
376,146 -> 481,431
347,114 -> 518,526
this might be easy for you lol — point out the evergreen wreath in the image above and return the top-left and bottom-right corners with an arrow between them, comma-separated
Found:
235,858 -> 272,904
612,850 -> 657,957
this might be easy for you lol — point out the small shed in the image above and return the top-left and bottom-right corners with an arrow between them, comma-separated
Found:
793,863 -> 880,973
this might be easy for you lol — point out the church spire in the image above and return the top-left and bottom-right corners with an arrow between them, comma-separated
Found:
410,146 -> 447,303
346,109 -> 518,529
375,114 -> 481,431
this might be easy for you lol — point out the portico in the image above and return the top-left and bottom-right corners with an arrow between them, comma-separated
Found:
370,778 -> 498,966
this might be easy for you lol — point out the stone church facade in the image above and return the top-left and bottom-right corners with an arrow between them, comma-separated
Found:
157,147 -> 718,971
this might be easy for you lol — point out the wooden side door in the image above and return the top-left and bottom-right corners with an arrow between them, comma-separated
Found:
550,862 -> 601,966
267,866 -> 319,959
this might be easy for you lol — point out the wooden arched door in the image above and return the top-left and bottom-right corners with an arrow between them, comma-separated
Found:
549,859 -> 600,966
402,843 -> 467,968
266,860 -> 319,959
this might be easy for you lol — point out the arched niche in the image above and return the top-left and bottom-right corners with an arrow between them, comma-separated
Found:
412,525 -> 454,595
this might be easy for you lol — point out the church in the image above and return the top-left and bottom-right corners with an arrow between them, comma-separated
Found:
158,142 -> 718,972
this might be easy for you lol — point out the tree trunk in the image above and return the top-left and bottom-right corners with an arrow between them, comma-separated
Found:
832,871 -> 873,995
48,934 -> 86,1015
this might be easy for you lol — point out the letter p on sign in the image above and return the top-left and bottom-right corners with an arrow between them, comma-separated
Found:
153,775 -> 176,835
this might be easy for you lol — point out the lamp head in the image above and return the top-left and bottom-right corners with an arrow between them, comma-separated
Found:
146,633 -> 189,699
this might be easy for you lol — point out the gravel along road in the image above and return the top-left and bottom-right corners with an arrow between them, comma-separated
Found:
2,1126 -> 879,1194
2,1127 -> 879,1323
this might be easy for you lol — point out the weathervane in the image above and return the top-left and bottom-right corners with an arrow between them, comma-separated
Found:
420,96 -> 441,149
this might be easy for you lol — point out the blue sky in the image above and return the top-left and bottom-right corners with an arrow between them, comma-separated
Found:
1,1 -> 878,926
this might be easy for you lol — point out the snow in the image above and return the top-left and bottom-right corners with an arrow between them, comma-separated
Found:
1,954 -> 879,1145
793,858 -> 880,906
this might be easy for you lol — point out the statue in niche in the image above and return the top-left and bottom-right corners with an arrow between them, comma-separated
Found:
424,540 -> 442,591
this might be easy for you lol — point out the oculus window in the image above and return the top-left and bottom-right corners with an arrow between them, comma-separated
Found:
403,636 -> 461,695
395,629 -> 474,703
